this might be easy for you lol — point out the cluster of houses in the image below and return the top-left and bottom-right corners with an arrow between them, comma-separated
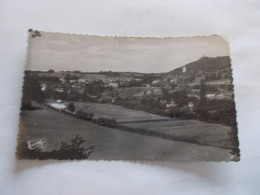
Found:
62,76 -> 126,88
40,74 -> 131,95
38,65 -> 233,109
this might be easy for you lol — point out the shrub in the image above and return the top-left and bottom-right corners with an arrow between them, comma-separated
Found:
75,109 -> 85,119
106,118 -> 117,128
67,102 -> 75,113
51,135 -> 94,160
96,117 -> 106,126
75,109 -> 94,121
96,117 -> 117,128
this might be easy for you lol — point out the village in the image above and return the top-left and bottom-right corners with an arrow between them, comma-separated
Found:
29,56 -> 234,126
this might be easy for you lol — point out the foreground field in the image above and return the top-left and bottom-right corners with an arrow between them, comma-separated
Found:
18,107 -> 234,161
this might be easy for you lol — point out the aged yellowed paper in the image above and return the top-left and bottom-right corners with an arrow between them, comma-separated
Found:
17,30 -> 239,161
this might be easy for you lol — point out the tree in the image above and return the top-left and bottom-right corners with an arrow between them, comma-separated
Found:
67,102 -> 75,113
172,90 -> 188,107
85,80 -> 105,95
199,79 -> 206,105
48,69 -> 55,73
196,79 -> 208,119
51,135 -> 94,160
75,109 -> 94,120
65,74 -> 71,83
161,87 -> 171,102
21,71 -> 45,109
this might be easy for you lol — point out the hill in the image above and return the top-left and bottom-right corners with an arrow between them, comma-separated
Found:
166,56 -> 231,75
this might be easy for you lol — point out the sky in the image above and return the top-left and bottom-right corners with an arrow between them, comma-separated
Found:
26,32 -> 230,73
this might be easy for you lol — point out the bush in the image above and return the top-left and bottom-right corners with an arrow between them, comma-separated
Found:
75,109 -> 94,121
96,117 -> 117,128
106,118 -> 117,128
96,117 -> 106,126
75,109 -> 85,119
51,135 -> 94,160
67,102 -> 75,113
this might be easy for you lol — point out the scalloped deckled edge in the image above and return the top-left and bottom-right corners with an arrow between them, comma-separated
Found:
26,29 -> 230,41
16,30 -> 239,162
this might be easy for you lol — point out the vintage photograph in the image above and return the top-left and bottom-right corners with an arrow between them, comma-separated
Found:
16,30 -> 239,161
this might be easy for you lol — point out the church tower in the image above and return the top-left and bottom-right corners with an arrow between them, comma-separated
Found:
182,65 -> 186,73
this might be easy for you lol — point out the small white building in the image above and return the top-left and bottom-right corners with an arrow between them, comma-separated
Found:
78,78 -> 87,83
206,94 -> 217,100
55,88 -> 64,93
41,83 -> 47,91
188,94 -> 200,99
188,102 -> 194,112
69,79 -> 77,83
160,100 -> 167,105
182,65 -> 187,73
152,79 -> 161,85
141,84 -> 150,88
108,82 -> 119,88
166,101 -> 176,108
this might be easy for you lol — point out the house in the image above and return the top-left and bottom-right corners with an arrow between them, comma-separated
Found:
55,88 -> 64,93
188,102 -> 194,112
141,84 -> 150,87
206,94 -> 217,100
166,101 -> 176,108
190,89 -> 200,94
188,94 -> 200,99
40,83 -> 47,91
160,100 -> 167,105
78,78 -> 87,83
170,78 -> 178,84
215,93 -> 232,100
72,83 -> 83,89
60,78 -> 65,83
69,79 -> 77,83
108,82 -> 119,88
152,79 -> 161,85
146,89 -> 154,95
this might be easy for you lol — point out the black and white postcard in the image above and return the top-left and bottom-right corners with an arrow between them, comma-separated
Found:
16,30 -> 240,161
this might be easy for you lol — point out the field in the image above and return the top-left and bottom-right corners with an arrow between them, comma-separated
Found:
72,102 -> 170,122
187,78 -> 232,87
18,107 -> 234,161
206,78 -> 232,85
119,120 -> 234,148
61,102 -> 235,148
117,87 -> 161,98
